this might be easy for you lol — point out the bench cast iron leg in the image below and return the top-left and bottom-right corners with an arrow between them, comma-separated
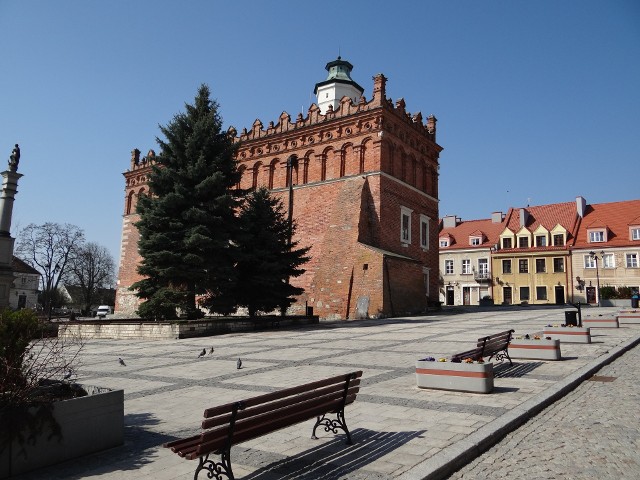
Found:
312,410 -> 353,445
194,451 -> 234,480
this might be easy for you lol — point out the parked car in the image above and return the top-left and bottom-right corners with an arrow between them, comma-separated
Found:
96,305 -> 111,318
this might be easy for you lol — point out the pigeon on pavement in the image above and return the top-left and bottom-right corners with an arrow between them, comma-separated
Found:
63,370 -> 72,380
209,347 -> 214,355
198,348 -> 206,358
118,357 -> 126,366
237,358 -> 242,369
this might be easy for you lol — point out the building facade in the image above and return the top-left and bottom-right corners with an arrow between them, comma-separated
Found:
10,256 -> 40,310
570,199 -> 640,305
438,213 -> 504,305
116,58 -> 443,319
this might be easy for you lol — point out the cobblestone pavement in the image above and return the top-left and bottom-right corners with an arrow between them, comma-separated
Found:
448,342 -> 640,480
10,306 -> 640,479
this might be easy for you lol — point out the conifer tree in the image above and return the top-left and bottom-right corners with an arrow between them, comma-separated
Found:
132,84 -> 239,319
233,188 -> 310,317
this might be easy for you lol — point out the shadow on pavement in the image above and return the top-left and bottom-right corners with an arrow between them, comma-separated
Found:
240,428 -> 426,479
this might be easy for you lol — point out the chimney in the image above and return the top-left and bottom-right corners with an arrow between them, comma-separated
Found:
491,211 -> 503,223
576,196 -> 587,218
442,215 -> 458,228
519,208 -> 529,228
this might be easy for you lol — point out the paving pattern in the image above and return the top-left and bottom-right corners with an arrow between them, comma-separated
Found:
11,306 -> 640,480
448,341 -> 640,480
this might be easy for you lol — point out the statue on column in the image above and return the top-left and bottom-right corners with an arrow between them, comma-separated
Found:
8,144 -> 20,172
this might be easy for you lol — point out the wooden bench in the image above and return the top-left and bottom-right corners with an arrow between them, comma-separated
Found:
450,329 -> 514,365
164,371 -> 362,480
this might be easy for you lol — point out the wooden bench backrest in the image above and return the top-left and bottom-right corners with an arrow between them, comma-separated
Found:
476,329 -> 514,353
169,371 -> 362,460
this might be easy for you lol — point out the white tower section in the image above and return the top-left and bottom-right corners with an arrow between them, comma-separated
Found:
314,57 -> 364,114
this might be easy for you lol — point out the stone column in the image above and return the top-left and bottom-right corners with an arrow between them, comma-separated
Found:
0,149 -> 24,309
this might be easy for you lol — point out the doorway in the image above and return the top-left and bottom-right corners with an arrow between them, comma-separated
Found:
503,287 -> 512,305
463,287 -> 470,305
586,286 -> 596,304
446,287 -> 455,306
555,286 -> 565,305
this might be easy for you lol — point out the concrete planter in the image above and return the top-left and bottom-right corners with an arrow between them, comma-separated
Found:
617,313 -> 640,324
582,317 -> 619,328
0,386 -> 124,478
509,338 -> 561,360
542,326 -> 591,344
415,359 -> 494,393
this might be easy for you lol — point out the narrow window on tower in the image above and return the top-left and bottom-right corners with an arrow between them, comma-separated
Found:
401,206 -> 413,244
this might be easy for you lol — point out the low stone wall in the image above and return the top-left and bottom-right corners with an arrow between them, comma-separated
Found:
58,316 -> 319,340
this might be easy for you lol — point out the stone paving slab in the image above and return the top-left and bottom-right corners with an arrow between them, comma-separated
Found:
12,306 -> 640,480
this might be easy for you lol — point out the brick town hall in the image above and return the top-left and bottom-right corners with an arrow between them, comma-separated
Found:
116,58 -> 443,319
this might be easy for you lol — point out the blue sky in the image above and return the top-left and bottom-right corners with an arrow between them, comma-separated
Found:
1,1 -> 639,270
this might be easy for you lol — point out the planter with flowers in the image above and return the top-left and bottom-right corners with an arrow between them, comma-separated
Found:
581,316 -> 619,328
509,334 -> 561,360
542,324 -> 591,344
415,356 -> 494,393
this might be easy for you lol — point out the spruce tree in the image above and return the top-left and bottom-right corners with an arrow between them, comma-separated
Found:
132,84 -> 240,319
233,188 -> 310,317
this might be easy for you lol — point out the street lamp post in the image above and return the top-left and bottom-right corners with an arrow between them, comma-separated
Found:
589,251 -> 604,307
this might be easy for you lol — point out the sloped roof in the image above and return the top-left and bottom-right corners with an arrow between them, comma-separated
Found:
504,201 -> 579,235
439,217 -> 504,250
574,199 -> 640,248
12,256 -> 40,275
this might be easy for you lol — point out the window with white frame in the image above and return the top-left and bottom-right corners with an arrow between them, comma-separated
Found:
535,258 -> 546,273
631,227 -> 640,241
584,255 -> 596,268
602,253 -> 615,268
401,207 -> 412,244
553,257 -> 564,273
440,238 -> 449,248
536,286 -> 547,300
420,215 -> 430,249
462,259 -> 471,274
519,259 -> 529,273
553,234 -> 565,246
444,259 -> 454,275
518,236 -> 529,248
470,237 -> 481,246
520,286 -> 530,301
502,259 -> 512,274
478,258 -> 489,277
627,253 -> 638,268
589,230 -> 605,243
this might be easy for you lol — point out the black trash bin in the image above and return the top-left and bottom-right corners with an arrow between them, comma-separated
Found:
565,310 -> 578,326
306,306 -> 314,316
632,295 -> 639,309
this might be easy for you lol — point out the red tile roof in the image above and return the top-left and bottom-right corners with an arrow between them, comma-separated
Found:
573,199 -> 640,248
439,217 -> 504,250
503,201 -> 579,236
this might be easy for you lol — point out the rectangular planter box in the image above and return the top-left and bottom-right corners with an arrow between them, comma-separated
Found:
582,317 -> 619,328
415,359 -> 494,393
618,313 -> 640,325
542,326 -> 591,344
1,386 -> 124,479
509,338 -> 561,360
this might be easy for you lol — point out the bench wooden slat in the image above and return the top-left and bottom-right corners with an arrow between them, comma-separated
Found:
202,371 -> 362,418
199,387 -> 359,446
191,394 -> 357,459
201,379 -> 360,429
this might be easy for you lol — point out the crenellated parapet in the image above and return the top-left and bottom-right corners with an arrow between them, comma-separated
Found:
128,148 -> 158,171
229,73 -> 437,146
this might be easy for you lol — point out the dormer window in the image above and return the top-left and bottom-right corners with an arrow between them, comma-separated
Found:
440,238 -> 450,248
588,229 -> 606,243
553,234 -> 565,246
518,236 -> 529,248
470,237 -> 481,246
535,235 -> 547,247
502,237 -> 512,249
631,226 -> 640,241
